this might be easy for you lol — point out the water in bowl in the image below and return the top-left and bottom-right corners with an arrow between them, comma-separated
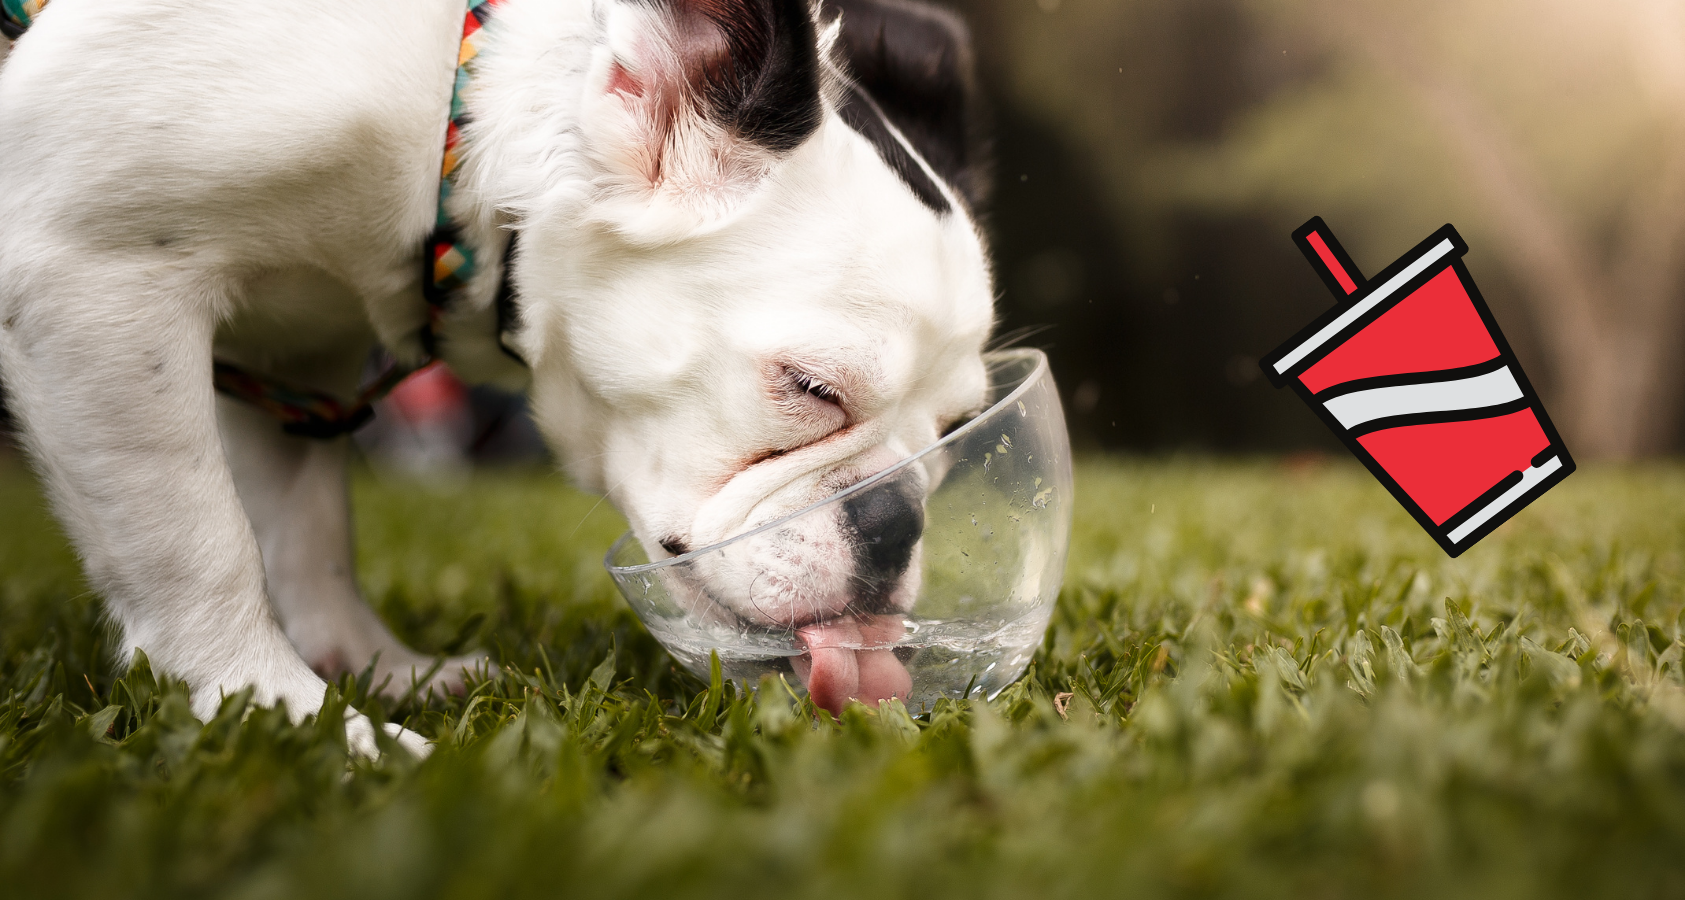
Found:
639,608 -> 1052,712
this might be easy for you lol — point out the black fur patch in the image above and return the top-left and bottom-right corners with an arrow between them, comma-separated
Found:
824,0 -> 988,213
836,83 -> 951,214
495,234 -> 528,368
646,0 -> 825,154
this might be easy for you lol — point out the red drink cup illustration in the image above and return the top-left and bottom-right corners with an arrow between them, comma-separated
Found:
1261,218 -> 1574,557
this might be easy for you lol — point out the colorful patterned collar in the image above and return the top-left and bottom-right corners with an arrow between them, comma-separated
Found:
423,0 -> 526,368
423,0 -> 503,322
1,0 -> 46,39
4,0 -> 510,437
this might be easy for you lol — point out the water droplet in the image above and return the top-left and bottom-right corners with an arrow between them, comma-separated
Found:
1000,433 -> 1012,449
1017,401 -> 1027,416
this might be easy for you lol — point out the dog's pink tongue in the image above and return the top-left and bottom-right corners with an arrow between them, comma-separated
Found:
793,617 -> 911,716
856,616 -> 913,703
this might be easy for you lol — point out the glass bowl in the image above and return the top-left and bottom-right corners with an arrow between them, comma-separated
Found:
605,348 -> 1072,714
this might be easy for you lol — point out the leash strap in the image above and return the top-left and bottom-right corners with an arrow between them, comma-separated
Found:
212,358 -> 427,439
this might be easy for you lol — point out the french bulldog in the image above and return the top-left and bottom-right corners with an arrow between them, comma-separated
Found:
0,0 -> 993,752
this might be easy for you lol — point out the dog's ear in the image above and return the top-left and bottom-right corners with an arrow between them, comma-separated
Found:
584,0 -> 824,241
822,0 -> 990,213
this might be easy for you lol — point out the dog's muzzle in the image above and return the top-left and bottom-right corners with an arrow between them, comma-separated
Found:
606,348 -> 1074,717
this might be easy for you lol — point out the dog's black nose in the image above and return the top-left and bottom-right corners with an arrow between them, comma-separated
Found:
843,483 -> 924,610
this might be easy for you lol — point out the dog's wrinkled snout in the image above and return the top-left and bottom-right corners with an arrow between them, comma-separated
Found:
843,479 -> 924,611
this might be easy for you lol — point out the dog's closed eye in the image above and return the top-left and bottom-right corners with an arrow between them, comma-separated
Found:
771,364 -> 850,433
791,370 -> 841,405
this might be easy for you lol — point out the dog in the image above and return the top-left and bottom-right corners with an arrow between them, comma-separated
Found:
0,0 -> 993,752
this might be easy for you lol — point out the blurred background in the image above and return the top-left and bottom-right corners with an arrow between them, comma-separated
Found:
954,0 -> 1685,461
5,0 -> 1684,463
950,0 -> 1685,461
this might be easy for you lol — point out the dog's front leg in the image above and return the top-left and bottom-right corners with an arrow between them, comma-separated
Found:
0,276 -> 420,756
218,385 -> 489,700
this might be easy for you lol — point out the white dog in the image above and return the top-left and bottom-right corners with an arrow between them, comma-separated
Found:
0,0 -> 993,752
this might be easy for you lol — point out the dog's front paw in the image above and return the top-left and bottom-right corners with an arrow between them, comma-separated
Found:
384,722 -> 432,757
189,663 -> 429,759
341,711 -> 432,759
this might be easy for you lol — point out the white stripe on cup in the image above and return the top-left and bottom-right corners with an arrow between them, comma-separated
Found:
1448,455 -> 1563,545
1272,239 -> 1457,375
1321,365 -> 1523,431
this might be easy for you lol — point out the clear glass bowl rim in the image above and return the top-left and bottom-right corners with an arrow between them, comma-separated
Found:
604,347 -> 1054,577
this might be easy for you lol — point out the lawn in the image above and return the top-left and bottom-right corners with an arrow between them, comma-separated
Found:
4,453 -> 1685,899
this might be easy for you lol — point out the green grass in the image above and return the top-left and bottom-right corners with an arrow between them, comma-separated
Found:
5,455 -> 1685,899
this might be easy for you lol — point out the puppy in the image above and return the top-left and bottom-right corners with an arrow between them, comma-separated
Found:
0,0 -> 993,751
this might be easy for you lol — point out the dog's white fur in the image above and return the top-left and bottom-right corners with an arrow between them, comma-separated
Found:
0,0 -> 993,753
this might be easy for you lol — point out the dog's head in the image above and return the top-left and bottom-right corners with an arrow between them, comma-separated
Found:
467,0 -> 993,628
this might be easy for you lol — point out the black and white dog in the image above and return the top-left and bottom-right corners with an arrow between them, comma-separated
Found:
0,0 -> 993,753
